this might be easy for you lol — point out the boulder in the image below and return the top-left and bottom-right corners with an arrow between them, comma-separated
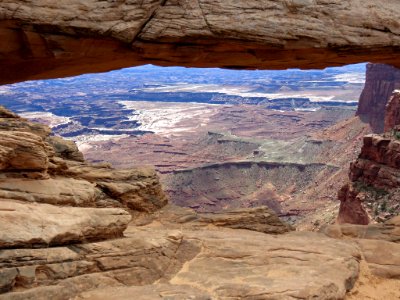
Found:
67,163 -> 168,212
0,131 -> 49,172
47,136 -> 84,162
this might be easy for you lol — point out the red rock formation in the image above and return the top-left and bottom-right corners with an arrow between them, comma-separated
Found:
384,91 -> 400,132
338,134 -> 400,224
338,183 -> 369,225
356,64 -> 400,133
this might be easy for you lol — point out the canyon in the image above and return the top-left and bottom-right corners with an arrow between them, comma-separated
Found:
0,2 -> 400,299
0,64 -> 367,229
0,105 -> 398,299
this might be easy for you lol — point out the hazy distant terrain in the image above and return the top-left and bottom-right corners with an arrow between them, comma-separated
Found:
0,63 -> 369,227
0,64 -> 364,145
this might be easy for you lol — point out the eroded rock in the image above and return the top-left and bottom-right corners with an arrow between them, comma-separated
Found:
0,200 -> 131,248
1,2 -> 400,83
324,216 -> 400,279
384,91 -> 400,132
0,178 -> 98,206
144,204 -> 293,234
338,133 -> 400,224
357,64 -> 400,133
75,227 -> 361,300
47,136 -> 84,162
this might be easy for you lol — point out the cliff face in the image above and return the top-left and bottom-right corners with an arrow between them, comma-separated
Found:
384,90 -> 400,132
1,1 -> 400,83
0,112 -> 399,298
338,134 -> 400,224
0,105 -> 169,248
356,64 -> 400,133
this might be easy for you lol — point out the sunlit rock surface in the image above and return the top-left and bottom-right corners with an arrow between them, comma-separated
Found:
1,1 -> 400,83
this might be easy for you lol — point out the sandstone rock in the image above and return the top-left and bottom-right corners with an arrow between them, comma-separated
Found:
357,63 -> 400,133
0,228 -> 199,296
197,206 -> 293,234
47,136 -> 84,162
324,215 -> 400,243
0,274 -> 123,300
66,163 -> 168,212
0,107 -> 19,119
0,131 -> 49,172
147,204 -> 293,234
0,225 -> 360,299
338,183 -> 369,225
356,239 -> 400,279
338,132 -> 400,224
73,284 -> 211,300
0,200 -> 131,248
324,217 -> 400,279
0,178 -> 99,206
1,2 -> 400,83
0,118 -> 51,139
384,91 -> 400,132
77,228 -> 361,300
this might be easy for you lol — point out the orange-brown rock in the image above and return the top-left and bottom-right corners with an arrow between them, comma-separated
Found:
0,131 -> 50,173
324,216 -> 400,279
0,105 -> 168,212
384,90 -> 400,132
338,183 -> 369,225
1,1 -> 400,83
137,204 -> 293,234
357,63 -> 400,133
0,200 -> 131,248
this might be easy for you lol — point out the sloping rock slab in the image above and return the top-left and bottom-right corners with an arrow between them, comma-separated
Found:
0,226 -> 361,299
323,216 -> 400,279
66,163 -> 168,212
0,200 -> 131,248
323,216 -> 400,243
357,239 -> 400,279
0,178 -> 99,206
94,227 -> 360,300
144,204 -> 293,234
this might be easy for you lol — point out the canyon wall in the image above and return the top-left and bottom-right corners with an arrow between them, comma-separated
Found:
1,1 -> 400,83
357,63 -> 400,133
338,132 -> 400,224
384,91 -> 400,132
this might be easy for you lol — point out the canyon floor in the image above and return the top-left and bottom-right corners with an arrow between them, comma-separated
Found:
81,102 -> 369,230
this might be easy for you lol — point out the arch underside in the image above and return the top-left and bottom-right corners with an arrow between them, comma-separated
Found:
1,0 -> 400,83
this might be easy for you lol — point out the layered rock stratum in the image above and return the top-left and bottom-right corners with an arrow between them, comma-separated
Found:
357,64 -> 400,133
0,106 -> 399,299
384,90 -> 400,132
1,1 -> 400,83
338,133 -> 400,225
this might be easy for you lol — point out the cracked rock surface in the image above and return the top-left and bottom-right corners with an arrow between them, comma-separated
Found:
1,1 -> 400,83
